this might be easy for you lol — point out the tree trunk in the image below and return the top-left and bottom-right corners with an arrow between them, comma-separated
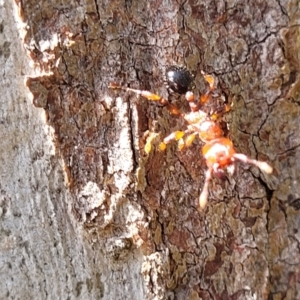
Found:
1,0 -> 299,299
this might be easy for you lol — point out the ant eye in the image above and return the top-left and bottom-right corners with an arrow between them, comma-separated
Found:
164,66 -> 194,94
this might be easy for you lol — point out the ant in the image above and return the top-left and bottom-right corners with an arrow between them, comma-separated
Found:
109,66 -> 273,209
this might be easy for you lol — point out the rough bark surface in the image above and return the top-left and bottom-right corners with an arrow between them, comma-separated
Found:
1,0 -> 300,299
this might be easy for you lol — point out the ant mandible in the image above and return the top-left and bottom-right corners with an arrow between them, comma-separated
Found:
109,66 -> 273,209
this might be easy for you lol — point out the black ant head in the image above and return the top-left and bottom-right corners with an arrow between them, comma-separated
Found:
164,66 -> 195,95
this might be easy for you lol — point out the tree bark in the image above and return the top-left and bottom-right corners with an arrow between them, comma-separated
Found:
1,0 -> 299,299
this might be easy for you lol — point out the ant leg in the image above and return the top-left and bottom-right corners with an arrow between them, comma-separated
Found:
159,131 -> 186,151
159,129 -> 198,151
184,132 -> 198,148
185,91 -> 199,112
210,103 -> 232,121
233,153 -> 273,174
199,167 -> 213,209
109,83 -> 162,101
200,72 -> 216,104
109,83 -> 183,117
202,72 -> 215,90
